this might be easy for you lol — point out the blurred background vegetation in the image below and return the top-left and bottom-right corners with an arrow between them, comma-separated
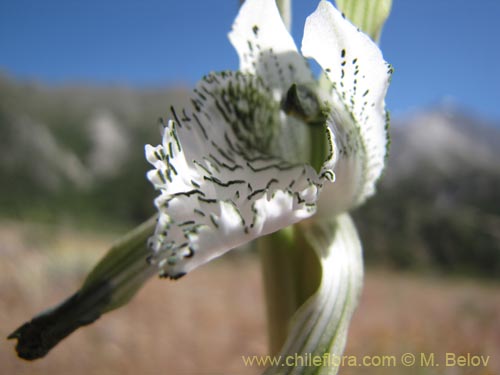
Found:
1,73 -> 499,279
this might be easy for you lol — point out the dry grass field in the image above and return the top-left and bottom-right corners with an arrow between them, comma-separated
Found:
1,220 -> 499,375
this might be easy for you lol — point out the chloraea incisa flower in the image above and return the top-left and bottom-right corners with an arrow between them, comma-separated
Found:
145,0 -> 392,279
8,0 -> 391,368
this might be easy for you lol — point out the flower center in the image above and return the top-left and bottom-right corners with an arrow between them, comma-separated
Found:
282,83 -> 329,127
282,83 -> 330,173
205,71 -> 281,159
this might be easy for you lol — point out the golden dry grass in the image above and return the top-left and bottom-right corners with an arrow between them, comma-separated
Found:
1,221 -> 499,375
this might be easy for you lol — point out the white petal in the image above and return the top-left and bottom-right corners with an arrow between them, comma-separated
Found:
146,72 -> 324,279
302,1 -> 392,212
264,214 -> 363,374
229,0 -> 314,94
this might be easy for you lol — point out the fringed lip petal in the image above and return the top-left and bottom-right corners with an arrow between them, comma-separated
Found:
146,71 -> 326,279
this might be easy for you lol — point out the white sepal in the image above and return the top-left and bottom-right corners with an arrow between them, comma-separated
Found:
302,1 -> 392,213
229,0 -> 314,95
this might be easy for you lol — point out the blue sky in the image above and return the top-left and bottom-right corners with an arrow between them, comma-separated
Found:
1,0 -> 499,120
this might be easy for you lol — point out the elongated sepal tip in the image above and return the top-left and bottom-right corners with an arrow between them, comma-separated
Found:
7,281 -> 111,360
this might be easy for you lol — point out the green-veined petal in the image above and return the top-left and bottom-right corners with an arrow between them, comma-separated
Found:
264,213 -> 363,375
302,1 -> 392,215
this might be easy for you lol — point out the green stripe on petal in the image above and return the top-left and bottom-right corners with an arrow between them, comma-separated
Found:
263,213 -> 363,375
302,1 -> 392,215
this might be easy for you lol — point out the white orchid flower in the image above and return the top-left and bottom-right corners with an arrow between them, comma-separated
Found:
9,1 -> 391,372
145,0 -> 391,279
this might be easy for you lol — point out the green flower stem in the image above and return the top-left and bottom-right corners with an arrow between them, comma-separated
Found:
8,216 -> 157,360
258,224 -> 322,355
